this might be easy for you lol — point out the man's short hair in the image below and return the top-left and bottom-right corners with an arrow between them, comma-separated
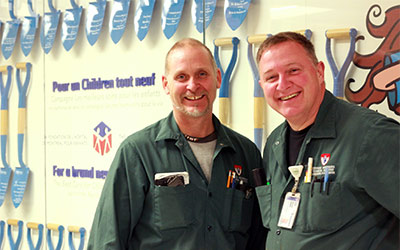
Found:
256,32 -> 318,65
165,38 -> 218,75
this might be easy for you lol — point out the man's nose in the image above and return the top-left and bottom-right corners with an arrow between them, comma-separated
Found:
276,74 -> 291,91
186,77 -> 199,91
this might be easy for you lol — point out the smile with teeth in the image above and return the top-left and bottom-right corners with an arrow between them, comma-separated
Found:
281,93 -> 299,101
186,95 -> 204,100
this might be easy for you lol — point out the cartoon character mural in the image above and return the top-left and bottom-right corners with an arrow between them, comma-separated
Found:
346,4 -> 400,116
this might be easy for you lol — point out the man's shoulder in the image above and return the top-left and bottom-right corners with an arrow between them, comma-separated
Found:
121,117 -> 167,146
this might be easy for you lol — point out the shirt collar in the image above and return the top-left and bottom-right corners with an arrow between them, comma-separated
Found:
154,112 -> 236,152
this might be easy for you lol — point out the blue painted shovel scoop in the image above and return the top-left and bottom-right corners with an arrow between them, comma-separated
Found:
40,0 -> 61,54
224,0 -> 251,31
20,0 -> 39,57
0,66 -> 13,206
11,62 -> 32,208
162,0 -> 185,39
192,0 -> 216,33
134,0 -> 156,41
2,0 -> 20,60
109,0 -> 130,44
62,0 -> 83,51
86,0 -> 107,46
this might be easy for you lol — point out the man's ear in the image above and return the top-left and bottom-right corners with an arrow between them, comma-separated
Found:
162,75 -> 170,94
317,61 -> 325,85
216,68 -> 222,89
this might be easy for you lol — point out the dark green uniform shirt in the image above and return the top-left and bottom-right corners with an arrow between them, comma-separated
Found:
257,91 -> 399,250
88,113 -> 266,250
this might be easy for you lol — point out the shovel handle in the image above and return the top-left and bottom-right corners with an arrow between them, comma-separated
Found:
47,223 -> 63,231
7,219 -> 20,226
27,222 -> 41,229
326,28 -> 354,39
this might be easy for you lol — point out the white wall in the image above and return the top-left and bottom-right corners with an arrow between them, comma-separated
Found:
0,0 -> 398,249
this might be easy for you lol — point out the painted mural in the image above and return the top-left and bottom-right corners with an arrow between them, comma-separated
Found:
346,4 -> 400,116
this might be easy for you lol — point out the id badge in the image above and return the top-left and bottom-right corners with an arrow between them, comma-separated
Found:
277,192 -> 301,229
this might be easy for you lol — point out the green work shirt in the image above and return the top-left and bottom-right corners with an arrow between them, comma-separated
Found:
257,91 -> 399,250
88,112 -> 266,250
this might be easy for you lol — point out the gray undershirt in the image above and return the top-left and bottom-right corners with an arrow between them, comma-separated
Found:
187,140 -> 217,182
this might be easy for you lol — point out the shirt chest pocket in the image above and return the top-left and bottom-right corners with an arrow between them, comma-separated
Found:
255,185 -> 272,229
154,185 -> 195,230
222,188 -> 254,233
296,181 -> 343,232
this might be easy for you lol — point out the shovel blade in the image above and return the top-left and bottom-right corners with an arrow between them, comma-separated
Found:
224,0 -> 251,31
1,20 -> 20,59
86,1 -> 107,46
109,0 -> 130,44
20,16 -> 39,57
11,166 -> 29,208
134,0 -> 155,41
62,7 -> 83,51
40,11 -> 60,54
162,0 -> 185,39
192,0 -> 216,33
0,167 -> 12,206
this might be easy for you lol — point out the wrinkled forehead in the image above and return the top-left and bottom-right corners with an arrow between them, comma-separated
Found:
165,45 -> 216,75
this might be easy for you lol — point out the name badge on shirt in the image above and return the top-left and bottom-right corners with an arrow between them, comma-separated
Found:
277,192 -> 301,229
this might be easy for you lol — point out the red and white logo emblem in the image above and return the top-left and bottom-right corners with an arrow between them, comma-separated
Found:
234,165 -> 242,176
321,153 -> 330,166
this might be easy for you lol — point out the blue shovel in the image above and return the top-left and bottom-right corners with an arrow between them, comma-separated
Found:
86,0 -> 107,46
213,37 -> 240,127
109,0 -> 131,44
2,0 -> 20,60
11,62 -> 32,208
20,0 -> 39,57
40,0 -> 61,54
0,65 -> 13,206
62,0 -> 83,51
325,28 -> 357,99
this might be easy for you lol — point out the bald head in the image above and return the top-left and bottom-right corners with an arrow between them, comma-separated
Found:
164,38 -> 218,76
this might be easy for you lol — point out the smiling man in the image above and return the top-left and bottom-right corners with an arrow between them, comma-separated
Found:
255,31 -> 399,249
88,38 -> 267,250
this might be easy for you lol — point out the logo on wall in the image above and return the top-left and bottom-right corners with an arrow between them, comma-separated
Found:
346,4 -> 400,116
93,122 -> 112,156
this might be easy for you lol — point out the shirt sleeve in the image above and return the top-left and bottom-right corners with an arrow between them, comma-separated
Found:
87,141 -> 149,250
355,117 -> 400,218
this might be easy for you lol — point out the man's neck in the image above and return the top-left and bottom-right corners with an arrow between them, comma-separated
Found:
173,112 -> 215,138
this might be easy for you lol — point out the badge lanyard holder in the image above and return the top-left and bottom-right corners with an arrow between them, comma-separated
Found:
134,0 -> 156,41
213,37 -> 240,127
162,0 -> 185,39
68,226 -> 86,250
0,221 -> 5,248
27,222 -> 44,250
40,0 -> 61,54
2,0 -> 20,60
192,0 -> 216,34
86,0 -> 107,46
325,28 -> 357,99
247,34 -> 269,150
47,224 -> 64,250
224,0 -> 251,31
109,0 -> 130,44
21,0 -> 39,57
10,62 -> 32,208
62,0 -> 83,51
0,66 -> 13,207
7,219 -> 23,250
